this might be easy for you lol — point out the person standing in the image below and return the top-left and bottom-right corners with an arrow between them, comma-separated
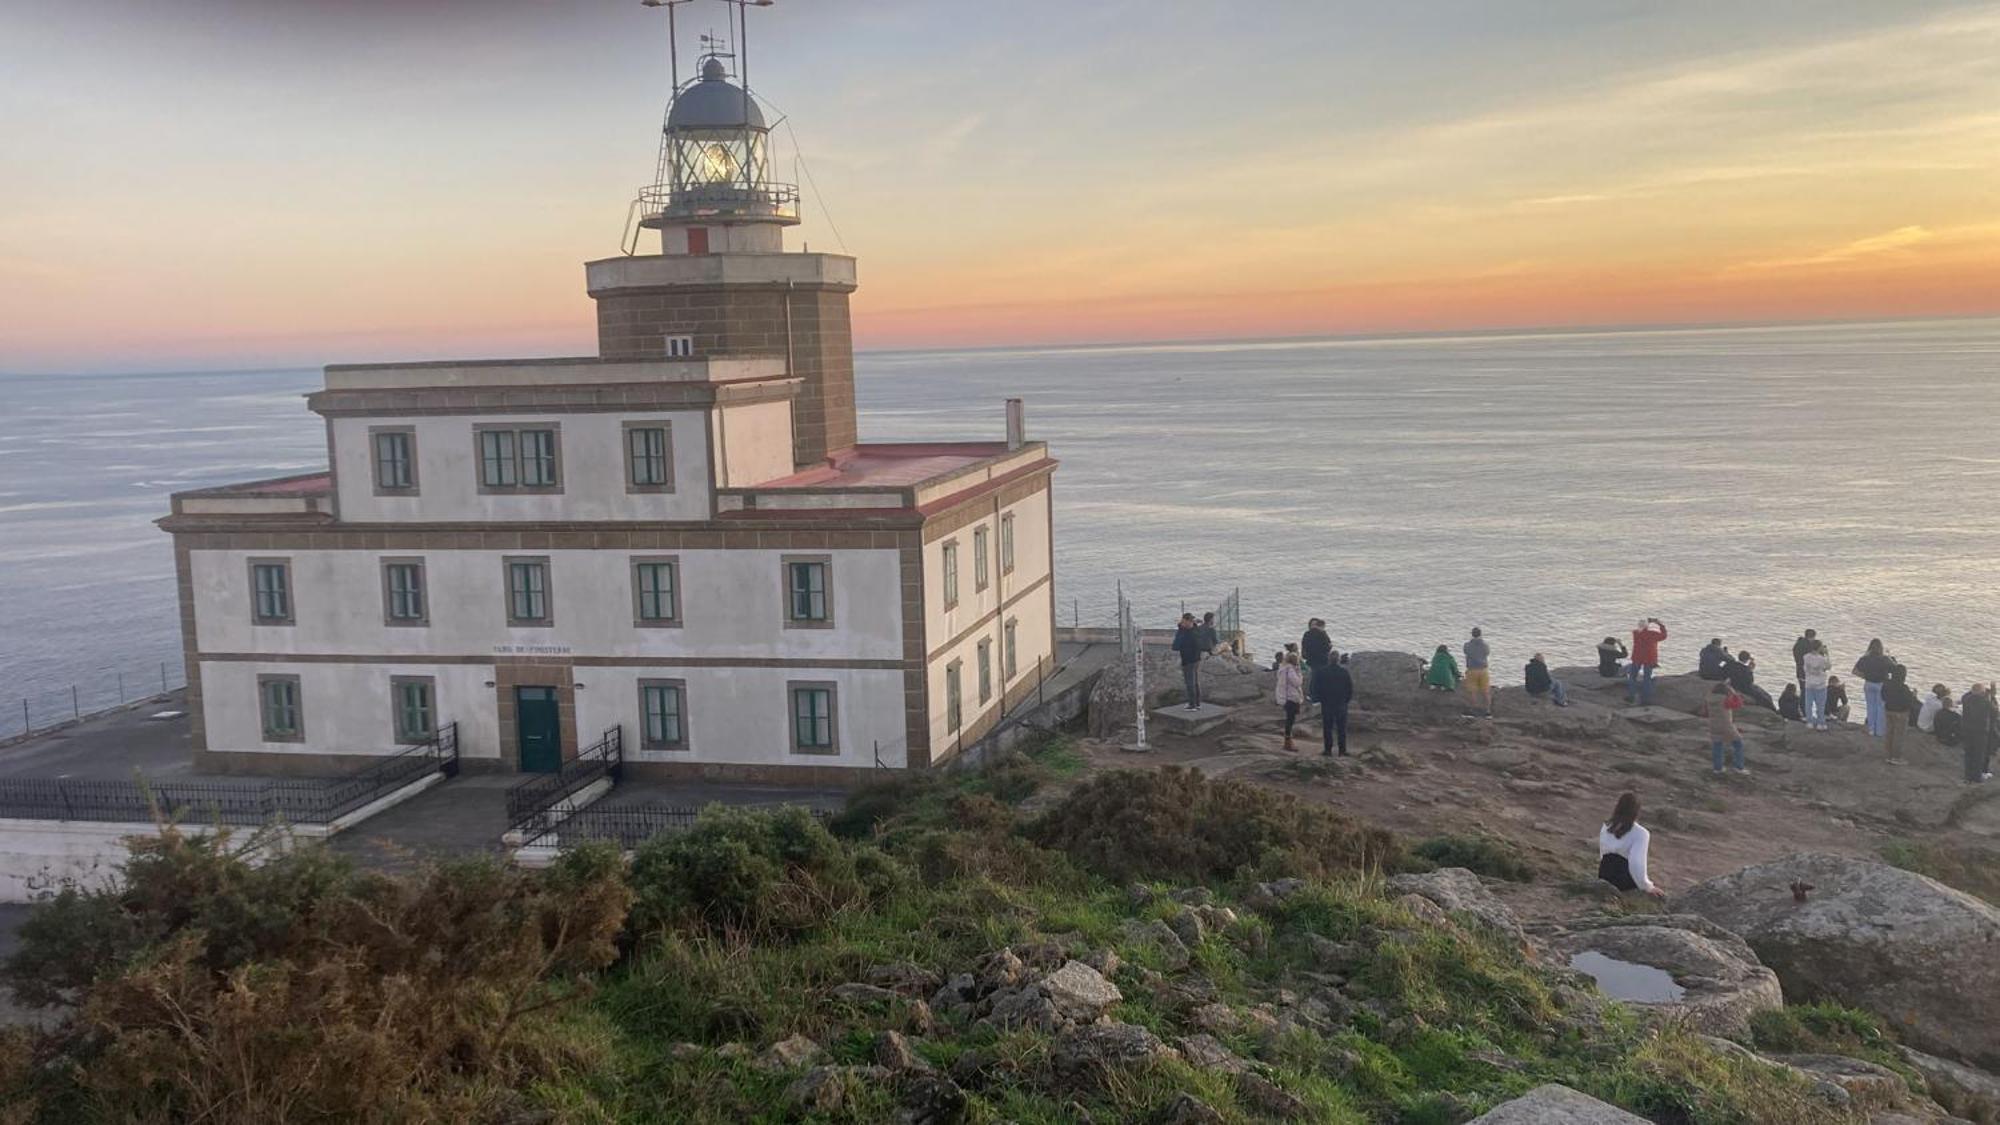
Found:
1882,664 -> 1916,764
1853,639 -> 1895,737
1463,627 -> 1493,717
1313,654 -> 1354,757
1274,652 -> 1305,753
1792,629 -> 1818,696
1703,681 -> 1747,774
1424,644 -> 1462,692
1525,653 -> 1569,707
1597,636 -> 1628,679
1301,618 -> 1332,702
1627,618 -> 1668,706
1171,613 -> 1204,710
1598,792 -> 1666,898
1961,683 -> 1996,783
1801,641 -> 1832,730
1195,612 -> 1220,656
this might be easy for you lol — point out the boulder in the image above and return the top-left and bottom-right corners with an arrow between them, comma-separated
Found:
1467,1084 -> 1649,1123
1160,1092 -> 1227,1125
758,1034 -> 823,1072
895,1073 -> 968,1125
1395,892 -> 1453,929
1051,1022 -> 1178,1085
1899,1047 -> 2000,1124
868,961 -> 943,997
1387,867 -> 1527,946
831,982 -> 904,1006
1039,960 -> 1123,1023
1174,1033 -> 1249,1074
1678,854 -> 2000,1068
1769,1054 -> 1915,1113
1120,917 -> 1192,971
874,1030 -> 927,1072
1546,914 -> 1783,1037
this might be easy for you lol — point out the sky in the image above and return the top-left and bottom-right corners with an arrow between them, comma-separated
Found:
3,0 -> 1998,372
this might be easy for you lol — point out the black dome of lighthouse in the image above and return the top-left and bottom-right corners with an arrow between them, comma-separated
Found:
667,57 -> 767,131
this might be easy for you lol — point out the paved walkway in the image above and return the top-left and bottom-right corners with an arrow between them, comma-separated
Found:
0,691 -> 193,780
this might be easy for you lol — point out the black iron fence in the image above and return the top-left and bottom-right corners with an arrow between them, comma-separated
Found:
505,725 -> 623,836
0,722 -> 457,826
523,801 -> 828,852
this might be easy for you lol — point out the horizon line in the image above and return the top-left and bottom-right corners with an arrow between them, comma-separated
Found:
5,310 -> 1995,380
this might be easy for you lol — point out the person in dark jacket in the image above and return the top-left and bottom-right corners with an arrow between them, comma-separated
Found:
1826,676 -> 1852,724
1525,653 -> 1569,707
1854,639 -> 1896,737
1961,683 -> 1996,783
1300,619 -> 1332,701
1792,629 -> 1818,695
1727,651 -> 1776,711
1171,613 -> 1204,710
1698,639 -> 1732,682
1195,613 -> 1220,656
1778,683 -> 1804,722
1312,656 -> 1354,757
1881,664 -> 1917,764
1597,636 -> 1627,678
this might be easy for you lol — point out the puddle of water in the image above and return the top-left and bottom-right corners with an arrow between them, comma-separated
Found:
1568,950 -> 1686,1003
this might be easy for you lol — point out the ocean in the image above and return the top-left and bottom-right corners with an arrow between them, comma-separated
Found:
3,317 -> 1998,737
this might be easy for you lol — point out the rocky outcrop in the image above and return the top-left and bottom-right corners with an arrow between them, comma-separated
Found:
1899,1047 -> 2000,1124
1678,854 -> 2000,1068
1387,867 -> 1527,947
1545,914 -> 1783,1037
1467,1083 -> 1649,1123
1086,649 -> 1263,736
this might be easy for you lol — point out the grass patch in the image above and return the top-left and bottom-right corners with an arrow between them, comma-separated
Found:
1880,837 -> 2000,905
1411,834 -> 1536,882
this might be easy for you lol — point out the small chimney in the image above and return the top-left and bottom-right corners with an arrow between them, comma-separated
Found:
1005,398 -> 1026,450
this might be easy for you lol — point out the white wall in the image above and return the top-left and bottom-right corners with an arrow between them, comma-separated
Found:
189,547 -> 904,661
577,665 -> 909,769
716,400 -> 797,486
0,820 -> 233,904
921,485 -> 1055,758
330,411 -> 713,522
201,660 -> 501,759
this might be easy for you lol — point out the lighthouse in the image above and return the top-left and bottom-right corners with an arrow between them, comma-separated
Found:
590,0 -> 854,469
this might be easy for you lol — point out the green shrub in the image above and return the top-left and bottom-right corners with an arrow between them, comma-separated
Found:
627,805 -> 907,937
1029,767 -> 1402,884
1412,834 -> 1536,882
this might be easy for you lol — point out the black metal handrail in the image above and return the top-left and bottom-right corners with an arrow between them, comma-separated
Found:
522,800 -> 827,852
0,720 -> 458,826
504,725 -> 622,836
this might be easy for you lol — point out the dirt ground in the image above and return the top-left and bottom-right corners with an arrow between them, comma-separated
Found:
1055,653 -> 2000,926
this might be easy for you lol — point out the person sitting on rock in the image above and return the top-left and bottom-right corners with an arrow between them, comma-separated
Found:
1596,636 -> 1627,679
1598,792 -> 1665,898
1919,684 -> 1953,735
1825,675 -> 1852,724
1727,650 -> 1776,711
1778,683 -> 1804,722
1525,653 -> 1569,707
1423,644 -> 1462,692
1699,638 -> 1733,682
1703,680 -> 1747,774
1274,651 -> 1305,753
1313,652 -> 1354,758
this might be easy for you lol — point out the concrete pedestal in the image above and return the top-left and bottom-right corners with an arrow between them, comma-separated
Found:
1150,702 -> 1236,738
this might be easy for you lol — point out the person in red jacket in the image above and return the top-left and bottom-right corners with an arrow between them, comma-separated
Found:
1626,618 -> 1668,706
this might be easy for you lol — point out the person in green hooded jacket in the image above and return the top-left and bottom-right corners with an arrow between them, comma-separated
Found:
1424,644 -> 1462,691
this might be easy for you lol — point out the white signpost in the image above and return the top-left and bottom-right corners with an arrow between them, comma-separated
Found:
1118,581 -> 1148,752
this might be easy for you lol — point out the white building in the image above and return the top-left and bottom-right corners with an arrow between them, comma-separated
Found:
158,20 -> 1057,785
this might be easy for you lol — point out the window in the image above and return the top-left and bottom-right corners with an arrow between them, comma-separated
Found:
476,425 -> 561,491
249,559 -> 293,625
391,676 -> 435,743
381,559 -> 427,626
782,556 -> 832,627
941,541 -> 960,610
370,427 -> 417,493
973,526 -> 990,592
789,683 -> 838,755
625,423 -> 673,492
258,674 -> 303,742
631,557 -> 680,626
666,334 -> 695,358
945,661 -> 963,732
977,639 -> 993,704
1004,618 -> 1019,680
639,679 -> 687,751
1000,513 -> 1017,574
504,557 -> 552,625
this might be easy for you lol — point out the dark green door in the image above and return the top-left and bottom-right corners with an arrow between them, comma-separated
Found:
516,687 -> 562,773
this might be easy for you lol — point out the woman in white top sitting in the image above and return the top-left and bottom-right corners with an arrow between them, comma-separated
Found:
1597,792 -> 1665,899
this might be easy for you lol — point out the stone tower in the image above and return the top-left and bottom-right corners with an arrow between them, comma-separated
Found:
585,46 -> 857,468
